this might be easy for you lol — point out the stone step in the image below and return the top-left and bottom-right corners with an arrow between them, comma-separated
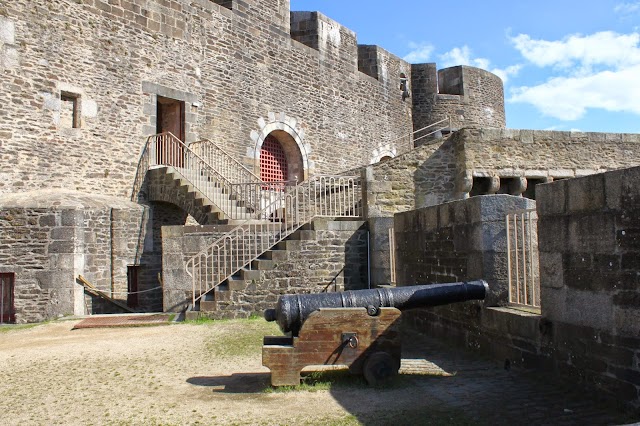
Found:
260,249 -> 288,261
184,310 -> 202,321
291,229 -> 316,240
237,269 -> 261,281
275,239 -> 301,251
225,279 -> 248,291
213,288 -> 232,302
199,298 -> 218,311
251,259 -> 275,270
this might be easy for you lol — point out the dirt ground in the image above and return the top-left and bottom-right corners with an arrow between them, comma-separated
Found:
0,318 -> 444,426
0,318 -> 634,426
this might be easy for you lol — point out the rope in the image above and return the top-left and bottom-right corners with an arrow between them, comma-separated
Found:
86,286 -> 162,294
84,286 -> 186,295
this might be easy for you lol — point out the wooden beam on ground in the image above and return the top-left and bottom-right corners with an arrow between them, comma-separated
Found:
77,275 -> 135,313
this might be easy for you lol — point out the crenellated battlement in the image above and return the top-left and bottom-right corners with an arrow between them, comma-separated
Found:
411,64 -> 506,132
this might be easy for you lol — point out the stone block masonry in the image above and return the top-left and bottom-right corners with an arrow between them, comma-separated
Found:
394,195 -> 535,306
411,64 -> 506,132
400,167 -> 640,413
459,128 -> 640,195
535,166 -> 640,409
0,190 -> 155,323
161,219 -> 369,316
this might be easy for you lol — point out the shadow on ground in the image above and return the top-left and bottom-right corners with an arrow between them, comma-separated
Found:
187,330 -> 637,426
187,373 -> 271,393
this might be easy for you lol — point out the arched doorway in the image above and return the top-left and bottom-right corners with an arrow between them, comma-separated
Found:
259,131 -> 304,185
260,135 -> 289,183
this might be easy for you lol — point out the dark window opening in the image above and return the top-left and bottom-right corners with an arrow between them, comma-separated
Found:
211,0 -> 233,10
0,273 -> 15,324
469,177 -> 492,197
400,73 -> 409,100
498,177 -> 518,195
127,266 -> 140,308
60,92 -> 80,129
523,178 -> 546,200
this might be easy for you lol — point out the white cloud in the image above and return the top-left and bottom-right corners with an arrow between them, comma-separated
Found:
402,42 -> 434,63
490,65 -> 522,84
439,45 -> 522,83
510,64 -> 640,120
510,31 -> 640,72
614,2 -> 640,14
509,31 -> 640,120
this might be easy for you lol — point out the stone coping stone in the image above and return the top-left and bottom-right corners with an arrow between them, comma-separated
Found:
0,189 -> 141,209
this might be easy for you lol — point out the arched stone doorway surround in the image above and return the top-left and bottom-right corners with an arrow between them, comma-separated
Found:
247,112 -> 312,183
370,144 -> 397,164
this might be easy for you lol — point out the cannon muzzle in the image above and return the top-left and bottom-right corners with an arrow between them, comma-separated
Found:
265,280 -> 488,335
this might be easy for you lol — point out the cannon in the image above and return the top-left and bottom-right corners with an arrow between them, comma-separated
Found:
262,280 -> 488,386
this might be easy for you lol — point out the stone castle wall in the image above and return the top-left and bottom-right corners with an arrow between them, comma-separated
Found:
394,195 -> 535,305
399,169 -> 640,412
0,0 -> 413,198
536,167 -> 640,408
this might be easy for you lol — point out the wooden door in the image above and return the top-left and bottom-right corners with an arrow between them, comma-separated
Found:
0,273 -> 15,324
156,96 -> 185,167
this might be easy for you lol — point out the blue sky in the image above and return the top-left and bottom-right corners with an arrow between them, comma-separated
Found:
290,0 -> 640,134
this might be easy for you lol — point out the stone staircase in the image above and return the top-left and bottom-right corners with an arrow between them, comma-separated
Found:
185,219 -> 368,320
147,166 -> 254,225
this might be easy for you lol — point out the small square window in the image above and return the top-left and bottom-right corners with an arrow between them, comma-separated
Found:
60,92 -> 80,129
211,0 -> 232,10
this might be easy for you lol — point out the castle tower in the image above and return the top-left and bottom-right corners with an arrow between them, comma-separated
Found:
411,64 -> 506,132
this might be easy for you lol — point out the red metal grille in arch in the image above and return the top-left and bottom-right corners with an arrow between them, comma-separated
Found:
260,135 -> 288,184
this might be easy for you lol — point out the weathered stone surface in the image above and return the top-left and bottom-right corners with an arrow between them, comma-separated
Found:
162,219 -> 368,314
0,191 -> 154,322
394,194 -> 532,306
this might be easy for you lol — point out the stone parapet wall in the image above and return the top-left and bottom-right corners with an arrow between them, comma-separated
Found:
535,166 -> 640,408
460,128 -> 640,179
394,195 -> 535,305
401,167 -> 640,413
291,11 -> 358,72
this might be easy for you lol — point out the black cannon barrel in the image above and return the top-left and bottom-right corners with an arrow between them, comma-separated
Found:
264,280 -> 489,335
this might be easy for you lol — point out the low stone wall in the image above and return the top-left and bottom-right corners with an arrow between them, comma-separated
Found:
0,190 -> 154,322
394,195 -> 534,305
536,166 -> 640,409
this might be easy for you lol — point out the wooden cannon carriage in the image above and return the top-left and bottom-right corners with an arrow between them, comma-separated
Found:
262,280 -> 488,386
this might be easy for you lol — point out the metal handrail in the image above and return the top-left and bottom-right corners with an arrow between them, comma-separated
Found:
187,175 -> 363,305
189,139 -> 261,184
388,117 -> 452,155
506,208 -> 540,309
134,133 -> 281,219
